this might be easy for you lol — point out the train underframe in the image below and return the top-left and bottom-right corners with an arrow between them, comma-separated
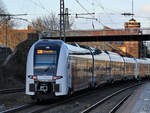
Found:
30,81 -> 60,101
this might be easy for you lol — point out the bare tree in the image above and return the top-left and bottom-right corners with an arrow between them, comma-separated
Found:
31,12 -> 59,32
0,0 -> 15,29
0,0 -> 7,27
31,12 -> 74,32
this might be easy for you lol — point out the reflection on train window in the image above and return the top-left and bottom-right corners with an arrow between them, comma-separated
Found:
35,54 -> 56,67
34,52 -> 57,75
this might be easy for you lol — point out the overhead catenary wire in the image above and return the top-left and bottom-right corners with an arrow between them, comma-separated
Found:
14,0 -> 146,30
26,0 -> 107,29
82,0 -> 124,15
94,0 -> 116,28
84,0 -> 120,28
73,0 -> 98,22
96,18 -> 105,27
11,17 -> 29,23
135,16 -> 150,19
74,0 -> 105,28
38,0 -> 51,14
0,14 -> 28,25
92,0 -> 95,29
90,0 -> 131,28
132,0 -> 134,18
74,0 -> 91,15
80,0 -> 127,16
30,0 -> 51,15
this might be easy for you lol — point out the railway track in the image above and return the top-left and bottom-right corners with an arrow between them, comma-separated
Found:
2,89 -> 97,113
2,103 -> 35,113
0,88 -> 24,94
109,94 -> 131,113
1,81 -> 144,113
80,83 -> 142,113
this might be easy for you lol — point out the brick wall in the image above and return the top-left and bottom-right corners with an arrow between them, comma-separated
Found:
0,26 -> 36,49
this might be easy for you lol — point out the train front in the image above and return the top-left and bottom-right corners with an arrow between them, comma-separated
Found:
26,40 -> 68,100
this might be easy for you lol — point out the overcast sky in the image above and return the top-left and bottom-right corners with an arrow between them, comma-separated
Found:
2,0 -> 150,29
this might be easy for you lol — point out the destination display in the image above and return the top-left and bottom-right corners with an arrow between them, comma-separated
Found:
36,50 -> 56,54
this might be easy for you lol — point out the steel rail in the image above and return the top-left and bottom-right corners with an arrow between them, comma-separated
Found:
29,91 -> 95,113
109,94 -> 131,113
30,82 -> 143,113
80,83 -> 142,113
2,82 -> 143,113
2,103 -> 35,113
2,89 -> 96,113
0,88 -> 24,94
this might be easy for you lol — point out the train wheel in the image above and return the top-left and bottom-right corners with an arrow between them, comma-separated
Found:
36,99 -> 40,103
30,96 -> 41,103
111,79 -> 114,84
88,83 -> 92,89
68,88 -> 74,96
30,95 -> 35,100
94,83 -> 98,88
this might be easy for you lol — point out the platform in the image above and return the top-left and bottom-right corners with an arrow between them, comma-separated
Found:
117,82 -> 150,113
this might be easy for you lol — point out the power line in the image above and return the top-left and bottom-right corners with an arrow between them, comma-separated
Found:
74,0 -> 90,14
0,14 -> 28,17
96,18 -> 105,27
94,0 -> 116,28
38,0 -> 51,14
75,15 -> 97,20
82,0 -> 121,15
11,17 -> 29,22
92,0 -> 124,14
132,0 -> 134,18
92,0 -> 95,29
30,0 -> 51,14
83,0 -> 117,28
135,16 -> 150,19
73,0 -> 105,28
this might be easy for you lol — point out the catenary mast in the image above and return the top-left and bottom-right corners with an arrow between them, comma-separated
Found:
60,0 -> 65,41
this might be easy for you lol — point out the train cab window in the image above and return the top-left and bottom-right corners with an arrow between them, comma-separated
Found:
34,50 -> 58,76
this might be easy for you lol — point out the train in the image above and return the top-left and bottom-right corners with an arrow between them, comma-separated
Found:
25,39 -> 150,101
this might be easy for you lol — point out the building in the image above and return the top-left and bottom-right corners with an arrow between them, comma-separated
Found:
0,26 -> 36,49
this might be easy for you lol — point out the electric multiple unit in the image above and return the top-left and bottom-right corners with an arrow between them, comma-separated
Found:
26,39 -> 150,100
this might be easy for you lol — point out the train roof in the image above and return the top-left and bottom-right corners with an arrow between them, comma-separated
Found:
136,58 -> 150,64
66,42 -> 122,55
66,43 -> 90,53
142,58 -> 150,64
66,43 -> 125,62
94,51 -> 110,61
123,57 -> 135,63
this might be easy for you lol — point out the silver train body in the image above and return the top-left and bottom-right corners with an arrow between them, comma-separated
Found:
26,39 -> 150,100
